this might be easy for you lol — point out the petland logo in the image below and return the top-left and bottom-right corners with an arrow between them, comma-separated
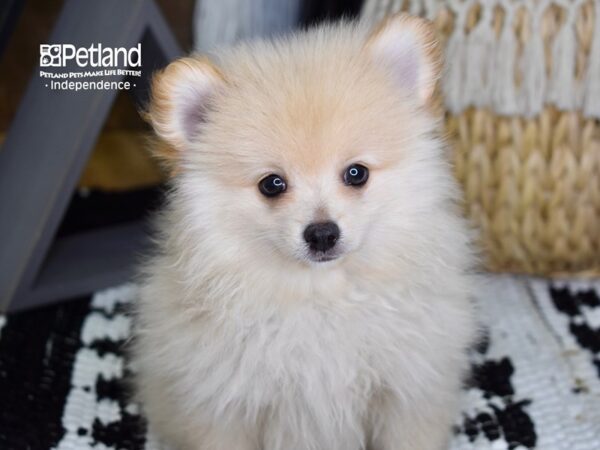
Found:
40,43 -> 141,68
39,43 -> 142,91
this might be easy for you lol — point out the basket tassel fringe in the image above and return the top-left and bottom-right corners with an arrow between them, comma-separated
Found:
364,0 -> 600,119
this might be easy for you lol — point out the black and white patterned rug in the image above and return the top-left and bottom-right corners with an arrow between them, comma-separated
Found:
1,276 -> 599,450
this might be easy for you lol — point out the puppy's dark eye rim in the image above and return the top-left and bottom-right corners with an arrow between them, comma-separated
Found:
258,174 -> 287,197
343,163 -> 369,186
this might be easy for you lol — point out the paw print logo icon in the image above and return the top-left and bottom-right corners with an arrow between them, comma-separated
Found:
40,44 -> 62,67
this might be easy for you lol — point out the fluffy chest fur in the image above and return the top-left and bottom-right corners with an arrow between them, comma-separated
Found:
136,263 -> 473,446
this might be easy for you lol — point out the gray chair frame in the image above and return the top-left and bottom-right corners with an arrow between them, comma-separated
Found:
0,0 -> 182,311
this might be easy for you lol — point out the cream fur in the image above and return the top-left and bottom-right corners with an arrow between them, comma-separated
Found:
133,14 -> 477,450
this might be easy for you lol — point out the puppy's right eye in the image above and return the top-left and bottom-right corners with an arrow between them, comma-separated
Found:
258,174 -> 287,198
343,164 -> 369,187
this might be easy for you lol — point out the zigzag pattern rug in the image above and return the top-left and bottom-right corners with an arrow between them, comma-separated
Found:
1,276 -> 599,449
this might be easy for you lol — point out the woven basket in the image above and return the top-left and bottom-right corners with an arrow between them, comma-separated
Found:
363,0 -> 600,276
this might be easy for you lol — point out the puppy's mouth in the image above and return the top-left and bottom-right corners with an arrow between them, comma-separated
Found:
307,251 -> 341,263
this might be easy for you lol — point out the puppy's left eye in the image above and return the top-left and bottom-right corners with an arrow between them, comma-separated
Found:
343,164 -> 369,187
258,174 -> 287,197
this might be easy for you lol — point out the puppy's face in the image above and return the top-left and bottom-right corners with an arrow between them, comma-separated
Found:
150,15 -> 441,268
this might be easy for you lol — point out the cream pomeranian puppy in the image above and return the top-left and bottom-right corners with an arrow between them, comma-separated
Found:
133,13 -> 476,450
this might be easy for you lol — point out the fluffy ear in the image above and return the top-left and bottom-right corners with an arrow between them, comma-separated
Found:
148,56 -> 224,150
366,14 -> 440,105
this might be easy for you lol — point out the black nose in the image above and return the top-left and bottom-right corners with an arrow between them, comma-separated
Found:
303,221 -> 340,252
